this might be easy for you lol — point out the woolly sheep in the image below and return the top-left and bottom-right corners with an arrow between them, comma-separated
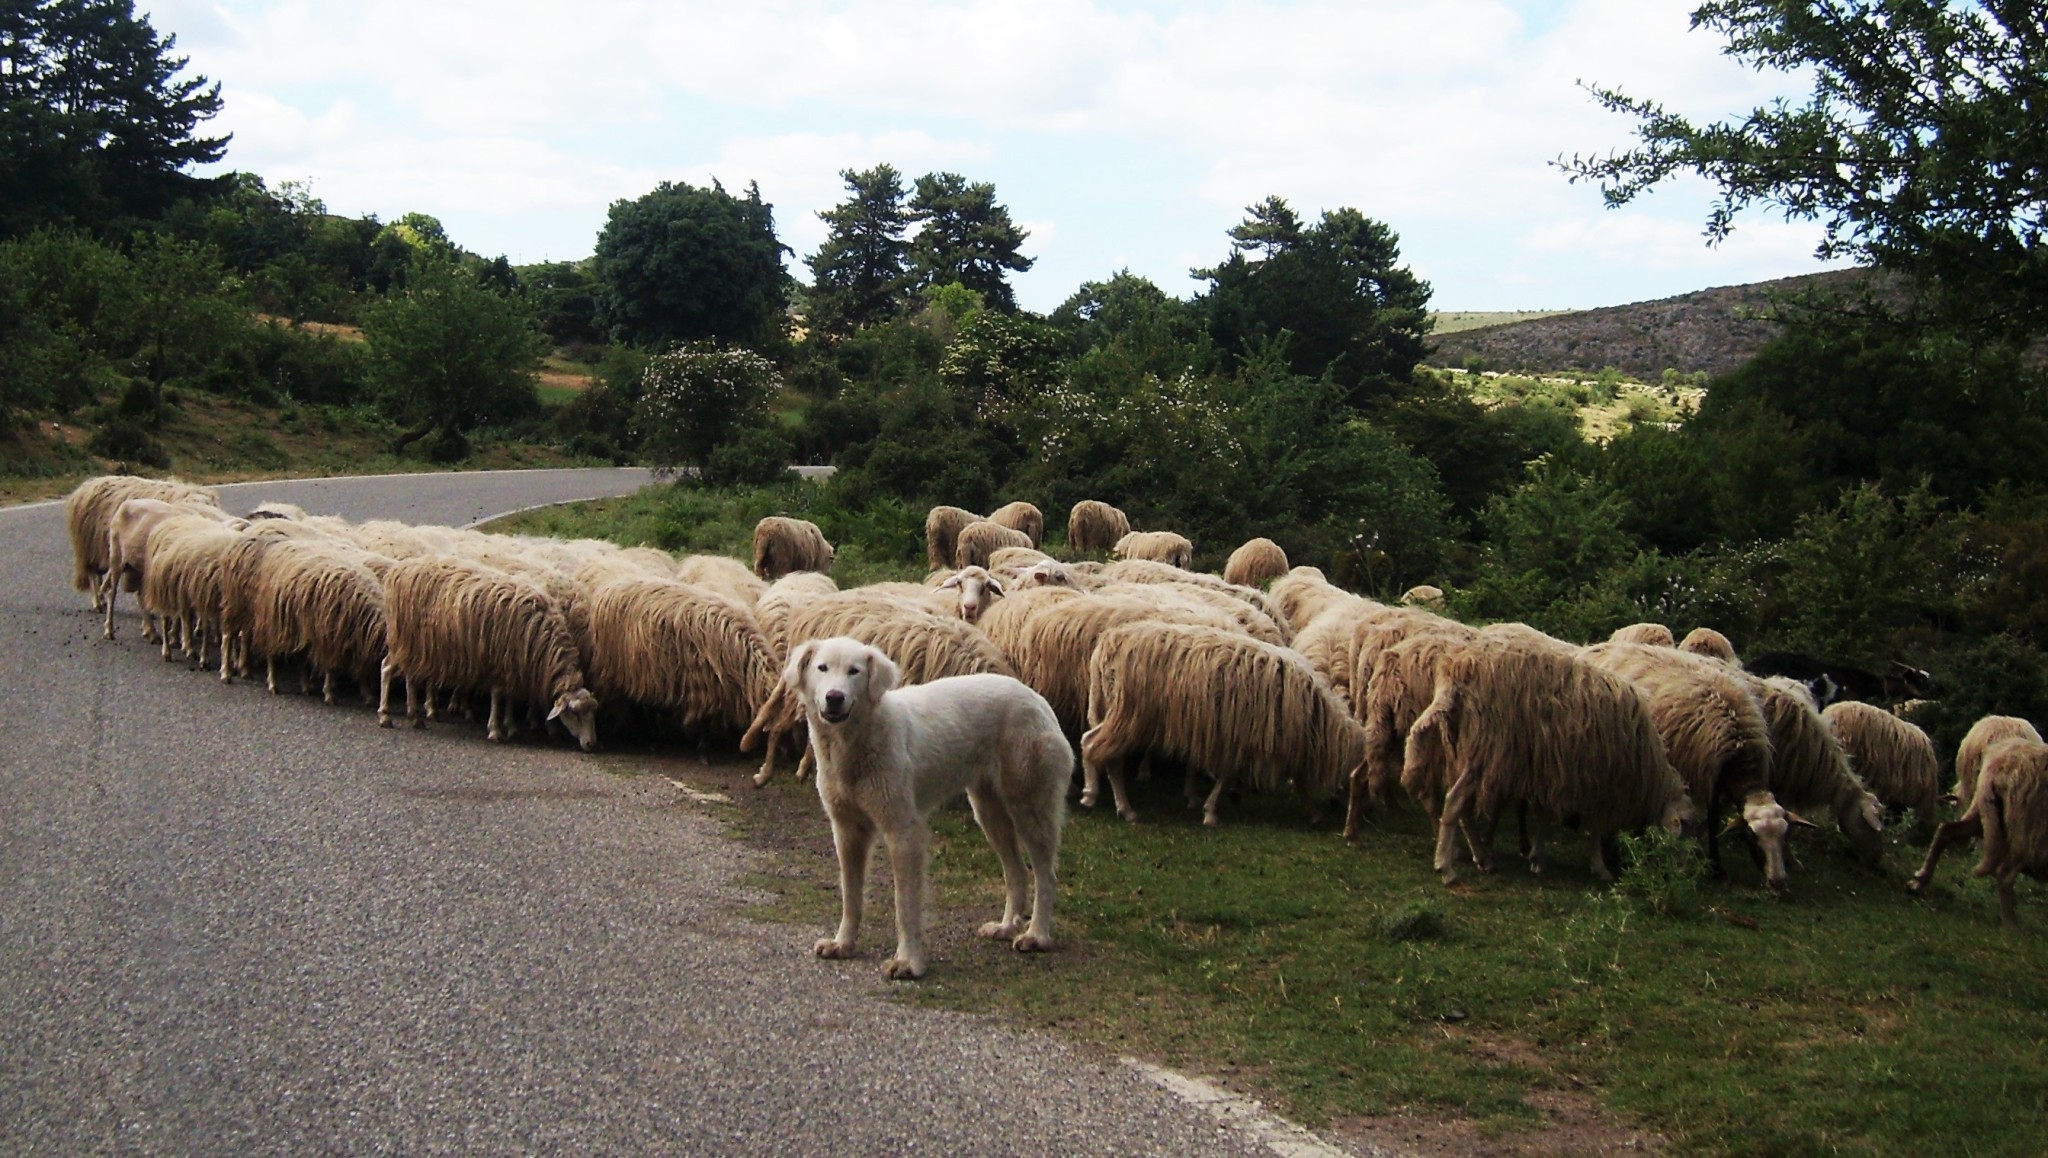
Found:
1103,559 -> 1292,643
677,553 -> 769,605
245,500 -> 309,521
582,577 -> 777,739
1610,622 -> 1676,647
1346,623 -> 1480,842
1081,621 -> 1363,826
378,556 -> 600,750
924,506 -> 982,572
996,591 -> 1249,739
1480,621 -> 1579,654
1907,736 -> 2048,926
1954,716 -> 2041,807
1289,600 -> 1397,710
100,497 -> 240,640
985,545 -> 1055,576
1347,610 -> 1473,708
1400,585 -> 1446,609
1581,642 -> 1791,888
988,501 -> 1045,548
66,475 -> 219,608
1104,580 -> 1288,647
1269,566 -> 1364,633
1012,559 -> 1108,592
1747,674 -> 1886,868
1678,627 -> 1738,664
752,516 -> 834,581
1113,530 -> 1194,569
248,539 -> 388,703
1223,538 -> 1288,589
755,571 -> 841,655
1824,700 -> 1942,827
138,516 -> 245,668
953,520 -> 1034,569
1066,500 -> 1130,553
1406,636 -> 1694,884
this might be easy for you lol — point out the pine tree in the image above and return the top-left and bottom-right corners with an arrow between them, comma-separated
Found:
805,164 -> 913,336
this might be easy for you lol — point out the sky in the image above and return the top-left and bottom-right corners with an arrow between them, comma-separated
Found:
148,0 -> 1849,314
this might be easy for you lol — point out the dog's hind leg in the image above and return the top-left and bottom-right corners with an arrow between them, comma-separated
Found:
1009,775 -> 1063,953
815,807 -> 874,962
881,820 -> 932,980
967,786 -> 1030,941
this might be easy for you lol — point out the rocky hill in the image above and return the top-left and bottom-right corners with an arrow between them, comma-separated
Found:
1427,269 -> 1868,378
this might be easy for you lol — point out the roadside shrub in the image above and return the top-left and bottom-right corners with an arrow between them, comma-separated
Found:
88,419 -> 171,468
703,423 -> 792,487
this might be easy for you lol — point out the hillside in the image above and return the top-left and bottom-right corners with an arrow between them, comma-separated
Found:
1428,269 -> 1868,378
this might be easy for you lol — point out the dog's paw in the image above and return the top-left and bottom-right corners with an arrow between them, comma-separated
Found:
813,938 -> 856,959
883,956 -> 926,981
978,919 -> 1024,939
1011,932 -> 1053,954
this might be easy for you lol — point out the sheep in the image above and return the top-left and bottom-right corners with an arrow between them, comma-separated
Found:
995,591 -> 1249,740
754,571 -> 841,656
1954,716 -> 2042,807
988,501 -> 1044,548
1104,580 -> 1289,647
248,539 -> 388,703
676,553 -> 769,605
1066,500 -> 1129,553
1223,538 -> 1289,589
1907,736 -> 2048,926
347,520 -> 447,560
377,556 -> 600,750
613,545 -> 680,577
985,545 -> 1055,576
99,497 -> 240,640
1678,627 -> 1738,664
1012,559 -> 1108,592
1747,674 -> 1886,869
1400,584 -> 1446,610
937,566 -> 1005,625
953,520 -> 1034,569
582,577 -> 777,740
1580,642 -> 1790,888
924,506 -> 982,572
1824,700 -> 1942,830
65,475 -> 219,608
1113,530 -> 1193,569
1480,621 -> 1579,654
1346,623 -> 1480,841
1103,559 -> 1292,643
1609,622 -> 1676,647
245,500 -> 309,521
1080,621 -> 1363,826
752,516 -> 834,580
1289,600 -> 1399,709
1406,636 -> 1694,885
137,516 -> 245,667
1270,566 -> 1365,633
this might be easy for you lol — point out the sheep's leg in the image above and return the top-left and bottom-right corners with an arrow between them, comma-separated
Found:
753,727 -> 785,787
796,745 -> 815,782
193,623 -> 210,670
322,670 -> 336,706
1527,812 -> 1550,875
1907,814 -> 1983,896
1076,724 -> 1108,809
299,662 -> 315,696
815,806 -> 874,961
408,677 -> 425,729
264,655 -> 279,695
1343,761 -> 1373,845
1587,830 -> 1616,884
487,689 -> 506,742
378,660 -> 396,726
1434,768 -> 1481,885
967,787 -> 1030,939
1136,752 -> 1153,783
1104,755 -> 1138,823
1184,766 -> 1205,812
1201,770 -> 1233,827
1996,873 -> 2021,929
219,629 -> 234,681
101,574 -> 118,640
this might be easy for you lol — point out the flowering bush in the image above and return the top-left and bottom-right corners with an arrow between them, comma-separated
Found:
633,342 -> 781,478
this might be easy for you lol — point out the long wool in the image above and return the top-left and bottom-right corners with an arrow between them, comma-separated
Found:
383,556 -> 588,708
583,578 -> 776,733
251,541 -> 387,685
1348,610 -> 1475,712
754,571 -> 840,656
1066,499 -> 1130,553
974,584 -> 1086,670
66,475 -> 218,594
138,518 -> 243,647
986,545 -> 1054,576
1104,559 -> 1293,642
1291,601 -> 1402,709
1222,537 -> 1289,589
1083,621 -> 1364,804
1678,627 -> 1738,663
1955,716 -> 2042,805
988,501 -> 1045,548
1359,626 -> 1480,809
953,520 -> 1034,569
1610,622 -> 1676,647
1113,530 -> 1194,569
1002,592 -> 1237,735
1965,739 -> 2048,884
1103,580 -> 1288,646
751,516 -> 833,580
676,553 -> 768,606
1580,642 -> 1774,816
1824,700 -> 1942,820
924,505 -> 982,571
1749,675 -> 1869,813
1269,567 -> 1368,633
1480,621 -> 1579,654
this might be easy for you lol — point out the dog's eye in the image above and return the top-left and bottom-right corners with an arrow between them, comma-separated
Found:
816,663 -> 827,672
849,666 -> 861,675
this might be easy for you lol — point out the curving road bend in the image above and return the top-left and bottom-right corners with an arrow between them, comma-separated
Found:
0,469 -> 1296,1154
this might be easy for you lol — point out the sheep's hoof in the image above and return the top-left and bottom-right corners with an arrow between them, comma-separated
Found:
1905,876 -> 1929,896
752,768 -> 774,788
411,718 -> 426,731
1201,813 -> 1220,827
1011,932 -> 1052,953
377,714 -> 393,729
1078,790 -> 1098,808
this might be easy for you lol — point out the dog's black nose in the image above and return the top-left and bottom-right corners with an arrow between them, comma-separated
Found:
824,690 -> 846,710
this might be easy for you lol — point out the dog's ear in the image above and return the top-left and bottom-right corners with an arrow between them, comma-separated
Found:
863,646 -> 901,702
783,640 -> 818,690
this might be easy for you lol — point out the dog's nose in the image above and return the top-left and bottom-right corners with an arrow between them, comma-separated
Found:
824,689 -> 846,710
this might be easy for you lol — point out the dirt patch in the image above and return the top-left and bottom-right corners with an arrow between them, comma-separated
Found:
539,370 -> 594,391
1334,1086 -> 1666,1157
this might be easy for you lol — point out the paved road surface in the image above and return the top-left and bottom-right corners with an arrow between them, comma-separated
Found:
0,469 -> 1310,1154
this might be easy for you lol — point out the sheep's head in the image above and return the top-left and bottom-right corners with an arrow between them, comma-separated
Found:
549,687 -> 601,752
1735,791 -> 1793,891
1017,560 -> 1076,588
1660,791 -> 1699,839
1840,789 -> 1887,868
939,566 -> 1004,623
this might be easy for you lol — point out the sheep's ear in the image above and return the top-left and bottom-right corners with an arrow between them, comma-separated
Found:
1785,810 -> 1821,830
783,641 -> 817,689
985,575 -> 1005,597
864,648 -> 900,701
547,698 -> 566,722
939,572 -> 962,590
1721,815 -> 1745,835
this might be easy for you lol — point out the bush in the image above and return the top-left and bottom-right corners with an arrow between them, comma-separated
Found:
1614,828 -> 1706,918
703,423 -> 792,487
425,426 -> 471,463
88,419 -> 171,468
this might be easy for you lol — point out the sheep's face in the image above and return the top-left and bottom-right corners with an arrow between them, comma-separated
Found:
1660,793 -> 1699,839
789,637 -> 900,726
1842,791 -> 1887,867
1740,794 -> 1792,891
1018,561 -> 1074,588
940,566 -> 1004,623
549,688 -> 601,752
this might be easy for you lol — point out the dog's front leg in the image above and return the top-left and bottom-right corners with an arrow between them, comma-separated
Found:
816,808 -> 873,961
883,821 -> 931,980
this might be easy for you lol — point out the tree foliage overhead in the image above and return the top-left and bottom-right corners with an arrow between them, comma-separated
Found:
593,179 -> 791,350
806,164 -> 914,337
907,172 -> 1034,312
1,0 -> 228,237
1562,0 -> 2048,340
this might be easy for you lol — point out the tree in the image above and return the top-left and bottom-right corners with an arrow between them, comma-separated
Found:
593,179 -> 790,349
1562,1 -> 2048,340
907,173 -> 1033,312
123,232 -> 242,411
0,0 -> 228,237
807,164 -> 913,336
633,342 -> 781,478
360,258 -> 545,458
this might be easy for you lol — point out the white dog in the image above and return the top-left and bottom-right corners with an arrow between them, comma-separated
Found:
787,636 -> 1070,980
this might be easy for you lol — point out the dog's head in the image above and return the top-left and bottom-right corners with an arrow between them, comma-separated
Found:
784,636 -> 900,726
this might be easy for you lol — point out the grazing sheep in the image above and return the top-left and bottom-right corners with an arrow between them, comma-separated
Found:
1270,566 -> 1364,633
1066,500 -> 1130,553
1678,627 -> 1738,663
1954,716 -> 2042,807
754,571 -> 841,656
378,556 -> 600,750
582,577 -> 777,738
1012,559 -> 1108,592
1346,624 -> 1479,841
136,515 -> 244,665
66,475 -> 220,608
99,497 -> 240,640
1223,538 -> 1289,589
1480,621 -> 1579,654
676,553 -> 769,605
988,501 -> 1045,548
924,505 -> 982,572
249,540 -> 388,703
1907,737 -> 2048,926
996,591 -> 1246,739
985,545 -> 1055,576
952,520 -> 1034,569
752,516 -> 834,581
1747,675 -> 1886,868
348,520 -> 447,560
1406,636 -> 1694,884
1400,585 -> 1446,609
1610,622 -> 1676,647
1104,559 -> 1292,643
1348,610 -> 1474,707
1824,700 -> 1942,829
245,500 -> 309,521
1105,580 -> 1289,647
1081,621 -> 1363,826
1113,530 -> 1194,569
1289,600 -> 1399,709
1580,642 -> 1790,888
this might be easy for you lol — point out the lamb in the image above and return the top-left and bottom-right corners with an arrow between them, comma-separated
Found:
1954,716 -> 2042,807
752,516 -> 834,580
953,520 -> 1034,568
754,571 -> 841,656
99,497 -> 240,640
1223,538 -> 1288,589
1346,624 -> 1479,841
1270,566 -> 1366,633
988,501 -> 1044,548
1746,674 -> 1886,868
1066,499 -> 1130,552
582,577 -> 777,739
1824,700 -> 1942,828
65,475 -> 220,608
677,553 -> 769,605
378,556 -> 600,750
1580,642 -> 1791,888
1113,530 -> 1193,569
1678,627 -> 1738,663
924,505 -> 982,572
1907,736 -> 2048,926
248,539 -> 389,703
1080,621 -> 1363,826
1406,636 -> 1695,884
1609,622 -> 1676,647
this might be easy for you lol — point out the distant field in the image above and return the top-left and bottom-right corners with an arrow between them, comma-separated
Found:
1431,310 -> 1579,335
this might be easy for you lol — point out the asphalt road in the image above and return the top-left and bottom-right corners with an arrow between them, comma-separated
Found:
0,469 -> 1303,1154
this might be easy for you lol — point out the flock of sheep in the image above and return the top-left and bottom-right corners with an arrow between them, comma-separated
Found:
67,475 -> 2048,927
